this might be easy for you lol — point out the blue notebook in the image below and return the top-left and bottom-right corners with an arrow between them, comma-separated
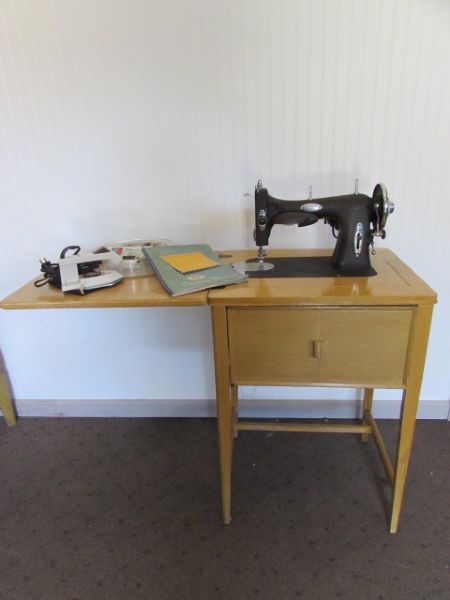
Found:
143,244 -> 247,296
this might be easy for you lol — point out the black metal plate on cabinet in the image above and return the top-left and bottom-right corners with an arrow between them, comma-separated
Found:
245,256 -> 377,278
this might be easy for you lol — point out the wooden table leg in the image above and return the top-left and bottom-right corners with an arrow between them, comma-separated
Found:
389,304 -> 433,534
361,388 -> 373,443
212,307 -> 233,525
231,385 -> 239,438
0,365 -> 16,426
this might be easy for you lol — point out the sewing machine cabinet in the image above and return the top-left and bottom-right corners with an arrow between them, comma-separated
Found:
209,249 -> 436,533
1,248 -> 436,533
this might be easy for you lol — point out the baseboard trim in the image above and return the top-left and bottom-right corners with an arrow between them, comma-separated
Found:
10,398 -> 450,420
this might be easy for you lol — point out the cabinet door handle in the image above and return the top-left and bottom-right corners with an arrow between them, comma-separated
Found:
313,340 -> 323,359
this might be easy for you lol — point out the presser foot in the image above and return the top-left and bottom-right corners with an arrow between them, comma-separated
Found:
232,260 -> 275,274
232,247 -> 274,274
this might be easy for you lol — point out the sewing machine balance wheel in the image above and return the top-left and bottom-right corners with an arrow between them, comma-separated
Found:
373,183 -> 395,232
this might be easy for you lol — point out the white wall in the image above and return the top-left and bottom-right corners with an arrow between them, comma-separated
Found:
1,0 -> 449,418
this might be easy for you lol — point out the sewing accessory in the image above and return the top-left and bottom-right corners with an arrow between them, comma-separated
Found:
162,251 -> 220,274
35,246 -> 123,294
109,239 -> 171,278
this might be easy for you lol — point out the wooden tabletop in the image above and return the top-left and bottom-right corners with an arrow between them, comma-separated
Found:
0,273 -> 208,309
0,249 -> 436,310
209,249 -> 437,307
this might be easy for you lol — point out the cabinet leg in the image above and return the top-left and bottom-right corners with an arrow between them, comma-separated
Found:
390,388 -> 418,533
0,369 -> 16,427
216,385 -> 233,524
389,304 -> 433,534
231,385 -> 239,438
361,388 -> 373,443
212,307 -> 233,525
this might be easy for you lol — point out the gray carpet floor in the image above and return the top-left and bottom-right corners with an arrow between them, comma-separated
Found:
0,417 -> 449,600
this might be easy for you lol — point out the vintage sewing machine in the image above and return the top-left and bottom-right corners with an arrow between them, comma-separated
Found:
242,180 -> 394,277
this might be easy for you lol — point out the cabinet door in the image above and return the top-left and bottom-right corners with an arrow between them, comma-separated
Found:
319,308 -> 412,386
228,308 -> 320,385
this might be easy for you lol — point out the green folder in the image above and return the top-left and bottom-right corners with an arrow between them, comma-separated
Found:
143,244 -> 247,296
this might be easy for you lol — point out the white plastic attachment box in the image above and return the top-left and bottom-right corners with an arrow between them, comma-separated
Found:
108,239 -> 171,278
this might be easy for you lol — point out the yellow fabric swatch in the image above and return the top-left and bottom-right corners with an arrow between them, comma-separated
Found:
162,251 -> 220,274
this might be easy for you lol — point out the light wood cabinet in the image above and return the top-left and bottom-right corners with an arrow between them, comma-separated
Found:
209,249 -> 437,533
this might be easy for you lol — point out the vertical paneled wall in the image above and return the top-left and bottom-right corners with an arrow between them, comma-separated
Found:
1,0 -> 449,413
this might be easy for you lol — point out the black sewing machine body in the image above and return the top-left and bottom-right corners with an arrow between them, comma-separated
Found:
253,182 -> 394,276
